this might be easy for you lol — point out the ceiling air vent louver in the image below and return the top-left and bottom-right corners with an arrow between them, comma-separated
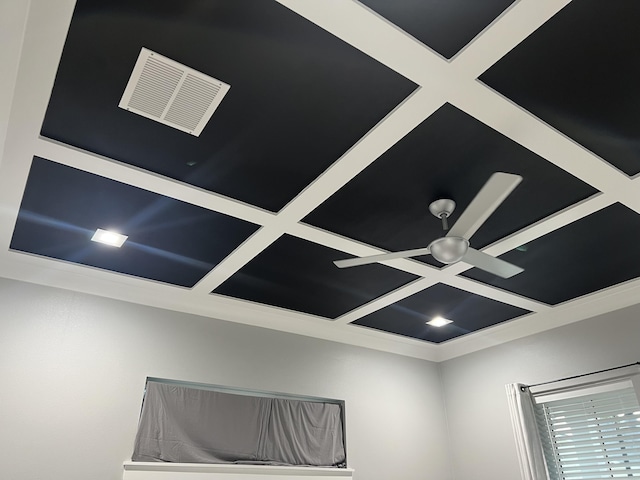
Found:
119,48 -> 230,136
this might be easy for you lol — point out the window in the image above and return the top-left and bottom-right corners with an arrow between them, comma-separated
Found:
131,378 -> 347,467
534,383 -> 640,479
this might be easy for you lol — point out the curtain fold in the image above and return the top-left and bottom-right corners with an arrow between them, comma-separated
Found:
132,381 -> 345,467
132,382 -> 270,463
505,383 -> 550,480
260,398 -> 345,466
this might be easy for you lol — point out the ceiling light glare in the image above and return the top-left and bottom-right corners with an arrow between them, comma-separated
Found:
427,316 -> 453,327
91,229 -> 128,247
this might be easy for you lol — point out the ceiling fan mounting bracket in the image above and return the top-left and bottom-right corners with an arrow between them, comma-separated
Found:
428,199 -> 456,219
429,198 -> 456,230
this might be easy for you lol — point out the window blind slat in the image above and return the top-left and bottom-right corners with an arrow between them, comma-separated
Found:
560,446 -> 640,460
549,407 -> 640,420
551,424 -> 640,440
548,409 -> 640,423
546,395 -> 639,413
553,426 -> 640,440
548,400 -> 640,411
553,442 -> 640,456
551,416 -> 640,432
554,429 -> 640,444
561,461 -> 640,471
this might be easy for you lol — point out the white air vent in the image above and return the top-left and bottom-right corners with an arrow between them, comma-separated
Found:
119,48 -> 230,136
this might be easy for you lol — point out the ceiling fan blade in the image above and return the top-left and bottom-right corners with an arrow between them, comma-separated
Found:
334,247 -> 431,268
461,247 -> 523,279
447,172 -> 522,240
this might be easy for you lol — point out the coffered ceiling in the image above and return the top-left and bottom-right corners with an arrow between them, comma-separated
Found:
1,0 -> 639,361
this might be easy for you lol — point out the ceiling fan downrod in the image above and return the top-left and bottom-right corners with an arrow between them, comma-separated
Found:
440,214 -> 449,231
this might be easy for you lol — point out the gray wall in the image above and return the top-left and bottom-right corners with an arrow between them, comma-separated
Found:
439,302 -> 640,480
4,275 -> 636,480
0,277 -> 452,480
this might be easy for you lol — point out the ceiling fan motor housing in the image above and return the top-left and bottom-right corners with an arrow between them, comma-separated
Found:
429,236 -> 469,264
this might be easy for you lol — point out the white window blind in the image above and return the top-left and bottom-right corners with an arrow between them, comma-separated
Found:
535,386 -> 640,479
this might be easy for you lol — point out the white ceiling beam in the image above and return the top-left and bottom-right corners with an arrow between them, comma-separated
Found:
276,0 -> 450,86
437,277 -> 640,361
451,0 -> 572,77
34,138 -> 274,227
336,277 -> 438,325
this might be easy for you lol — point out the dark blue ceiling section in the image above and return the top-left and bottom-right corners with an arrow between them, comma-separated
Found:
212,234 -> 418,319
360,0 -> 515,59
304,103 -> 597,269
462,203 -> 640,305
480,0 -> 640,176
352,283 -> 530,343
11,158 -> 259,287
40,0 -> 416,212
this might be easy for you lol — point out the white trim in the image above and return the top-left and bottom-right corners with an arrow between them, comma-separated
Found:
122,461 -> 354,479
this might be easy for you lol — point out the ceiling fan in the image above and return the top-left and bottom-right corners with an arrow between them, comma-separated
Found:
333,172 -> 524,279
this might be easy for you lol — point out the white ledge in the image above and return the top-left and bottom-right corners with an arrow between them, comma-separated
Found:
123,461 -> 354,479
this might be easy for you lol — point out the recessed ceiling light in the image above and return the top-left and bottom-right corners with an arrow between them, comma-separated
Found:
91,229 -> 128,248
426,316 -> 453,327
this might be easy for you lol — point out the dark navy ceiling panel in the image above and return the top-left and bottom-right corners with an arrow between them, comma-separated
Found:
213,234 -> 417,319
11,158 -> 259,287
480,0 -> 640,176
353,283 -> 530,343
462,203 -> 640,305
40,0 -> 416,212
360,0 -> 515,58
304,103 -> 597,268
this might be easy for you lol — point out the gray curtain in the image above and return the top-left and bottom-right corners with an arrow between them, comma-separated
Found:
132,382 -> 346,467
